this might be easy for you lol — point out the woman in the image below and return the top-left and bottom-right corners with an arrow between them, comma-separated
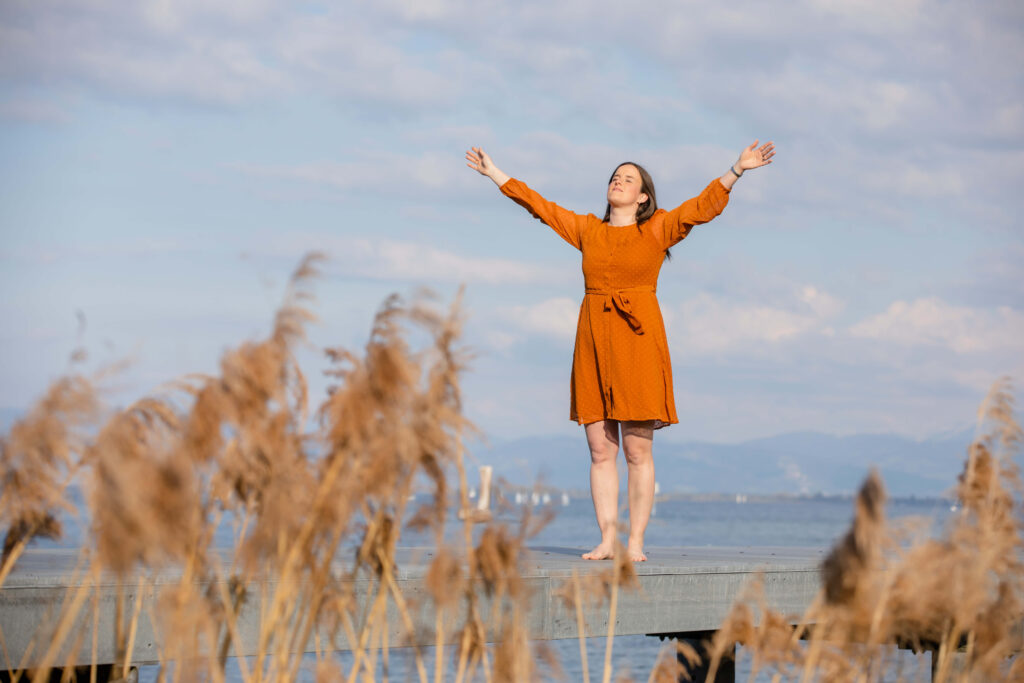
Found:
466,141 -> 775,561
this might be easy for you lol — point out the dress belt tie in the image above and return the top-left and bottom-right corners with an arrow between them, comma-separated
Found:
584,285 -> 655,335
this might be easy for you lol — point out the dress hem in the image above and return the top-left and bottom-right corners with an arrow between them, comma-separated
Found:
573,415 -> 676,429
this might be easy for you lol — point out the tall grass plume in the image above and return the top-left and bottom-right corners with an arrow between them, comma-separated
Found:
1,254 -> 1021,682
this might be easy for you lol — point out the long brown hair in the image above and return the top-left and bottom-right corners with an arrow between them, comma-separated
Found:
603,162 -> 658,226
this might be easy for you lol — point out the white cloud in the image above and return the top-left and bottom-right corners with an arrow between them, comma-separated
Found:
864,164 -> 966,199
3,0 -> 1020,226
849,298 -> 1024,353
494,282 -> 851,359
482,330 -> 518,352
2,0 -> 1019,143
245,232 -> 564,286
667,286 -> 843,355
227,149 -> 478,198
675,298 -> 815,352
0,2 -> 288,105
800,285 -> 844,318
506,297 -> 579,341
368,240 -> 556,285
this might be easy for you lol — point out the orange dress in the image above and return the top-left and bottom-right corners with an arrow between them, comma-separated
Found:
500,177 -> 731,428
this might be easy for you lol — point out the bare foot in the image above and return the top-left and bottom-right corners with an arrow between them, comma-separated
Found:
582,541 -> 616,560
627,543 -> 647,562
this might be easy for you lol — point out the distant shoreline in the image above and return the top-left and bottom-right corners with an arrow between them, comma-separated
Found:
650,491 -> 956,504
488,484 -> 955,504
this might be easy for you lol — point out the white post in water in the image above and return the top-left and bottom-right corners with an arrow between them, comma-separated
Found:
459,465 -> 493,522
477,465 -> 492,512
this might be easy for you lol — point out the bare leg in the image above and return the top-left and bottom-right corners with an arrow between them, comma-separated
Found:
582,420 -> 620,560
622,420 -> 655,562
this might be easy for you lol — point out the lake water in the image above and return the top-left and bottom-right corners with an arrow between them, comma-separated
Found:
31,493 -> 952,681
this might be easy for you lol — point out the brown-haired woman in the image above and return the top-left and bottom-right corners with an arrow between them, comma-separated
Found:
466,142 -> 775,561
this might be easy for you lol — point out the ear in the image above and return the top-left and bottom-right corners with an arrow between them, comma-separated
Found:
639,193 -> 649,205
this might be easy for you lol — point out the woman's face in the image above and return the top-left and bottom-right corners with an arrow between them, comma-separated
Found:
607,164 -> 648,210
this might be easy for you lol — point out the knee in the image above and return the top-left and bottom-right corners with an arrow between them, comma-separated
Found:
588,441 -> 618,465
623,443 -> 652,467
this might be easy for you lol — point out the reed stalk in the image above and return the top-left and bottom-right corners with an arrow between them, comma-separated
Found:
0,535 -> 29,591
346,578 -> 387,683
90,587 -> 100,683
433,606 -> 444,683
31,570 -> 93,682
382,567 -> 428,683
453,628 -> 470,683
121,575 -> 145,680
572,568 -> 590,683
381,615 -> 389,683
602,545 -> 621,683
211,569 -> 252,683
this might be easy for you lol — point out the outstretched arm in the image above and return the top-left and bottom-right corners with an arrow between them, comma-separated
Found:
466,146 -> 510,187
662,140 -> 776,247
466,145 -> 586,250
718,139 -> 775,191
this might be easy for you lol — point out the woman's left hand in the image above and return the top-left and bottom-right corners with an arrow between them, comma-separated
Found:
737,140 -> 775,171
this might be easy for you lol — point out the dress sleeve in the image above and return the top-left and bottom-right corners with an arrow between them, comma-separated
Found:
661,179 -> 731,248
499,177 -> 587,251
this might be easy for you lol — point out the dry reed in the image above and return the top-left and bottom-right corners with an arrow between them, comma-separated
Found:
1,253 -> 579,682
2,254 -> 1020,682
1,374 -> 99,569
705,377 -> 1024,682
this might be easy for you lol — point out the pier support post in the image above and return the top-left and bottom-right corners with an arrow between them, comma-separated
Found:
651,630 -> 735,683
0,665 -> 138,683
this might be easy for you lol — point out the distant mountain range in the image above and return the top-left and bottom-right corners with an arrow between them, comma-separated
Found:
1,403 -> 1003,497
469,428 -> 988,498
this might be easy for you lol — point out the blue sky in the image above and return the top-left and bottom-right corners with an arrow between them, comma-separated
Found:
1,0 -> 1021,444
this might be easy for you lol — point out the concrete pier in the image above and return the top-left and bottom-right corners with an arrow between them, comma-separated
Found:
1,545 -> 825,673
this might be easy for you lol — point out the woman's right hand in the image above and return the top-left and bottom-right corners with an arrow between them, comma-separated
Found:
465,147 -> 510,186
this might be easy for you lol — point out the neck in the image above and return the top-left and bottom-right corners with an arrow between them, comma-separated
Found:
608,206 -> 637,226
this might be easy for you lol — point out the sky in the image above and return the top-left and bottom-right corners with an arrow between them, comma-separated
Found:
0,0 -> 1022,445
